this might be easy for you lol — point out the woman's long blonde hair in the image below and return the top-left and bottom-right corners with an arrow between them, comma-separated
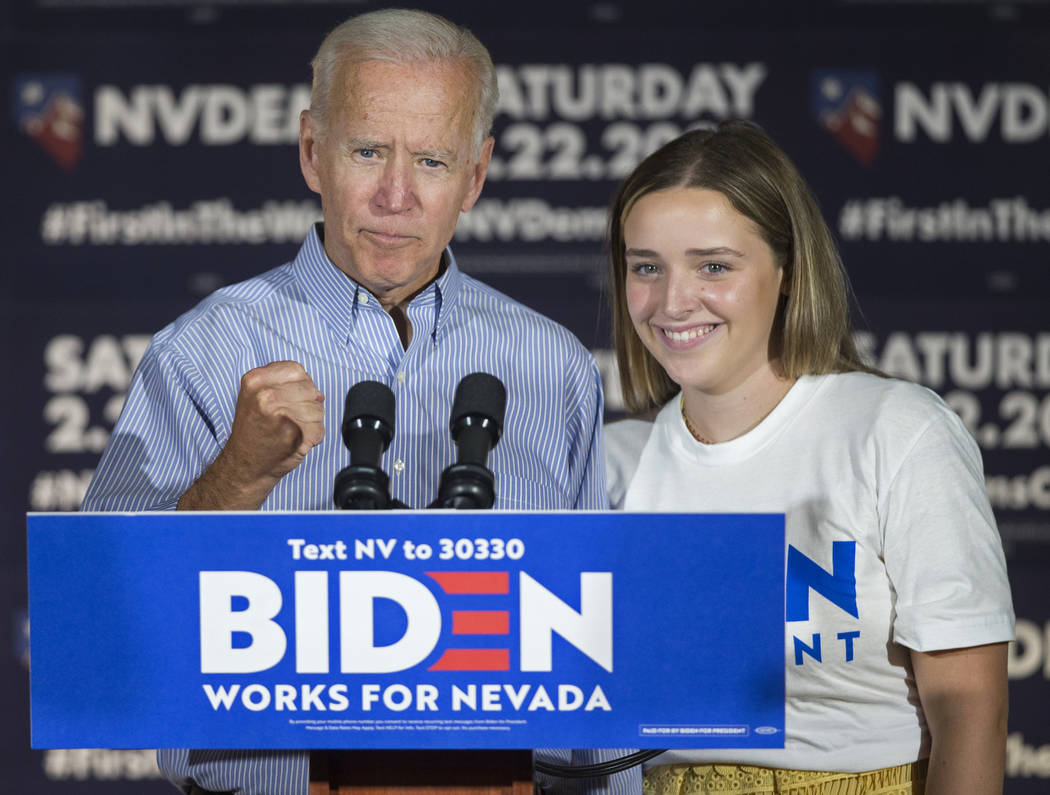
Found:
608,120 -> 878,413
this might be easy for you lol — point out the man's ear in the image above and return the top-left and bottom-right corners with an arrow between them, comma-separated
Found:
299,110 -> 323,195
460,136 -> 495,213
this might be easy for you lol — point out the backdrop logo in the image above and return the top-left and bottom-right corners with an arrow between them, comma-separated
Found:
895,81 -> 1050,143
13,74 -> 84,169
94,83 -> 309,146
812,70 -> 881,166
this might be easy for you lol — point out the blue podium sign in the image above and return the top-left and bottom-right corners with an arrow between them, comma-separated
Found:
28,511 -> 784,750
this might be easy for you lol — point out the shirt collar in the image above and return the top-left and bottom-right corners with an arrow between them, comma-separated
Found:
292,223 -> 465,344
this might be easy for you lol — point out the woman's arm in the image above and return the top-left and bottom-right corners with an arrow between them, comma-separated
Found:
911,642 -> 1009,795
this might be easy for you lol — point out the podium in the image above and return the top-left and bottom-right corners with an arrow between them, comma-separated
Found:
308,749 -> 533,794
27,511 -> 786,790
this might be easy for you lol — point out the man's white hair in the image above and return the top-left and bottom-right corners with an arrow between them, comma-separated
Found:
308,8 -> 499,158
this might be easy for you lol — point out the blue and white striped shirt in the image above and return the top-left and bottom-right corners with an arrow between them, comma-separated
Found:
82,224 -> 639,794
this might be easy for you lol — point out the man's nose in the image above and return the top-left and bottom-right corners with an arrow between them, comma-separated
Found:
372,158 -> 416,213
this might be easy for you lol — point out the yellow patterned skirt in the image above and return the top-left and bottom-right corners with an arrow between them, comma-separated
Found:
642,760 -> 927,795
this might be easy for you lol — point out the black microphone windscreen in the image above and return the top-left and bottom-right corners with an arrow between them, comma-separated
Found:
335,379 -> 395,509
450,372 -> 507,430
344,380 -> 395,428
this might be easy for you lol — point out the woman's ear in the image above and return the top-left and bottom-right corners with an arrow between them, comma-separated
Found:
779,262 -> 792,297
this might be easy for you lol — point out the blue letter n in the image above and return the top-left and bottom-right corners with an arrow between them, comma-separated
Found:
786,541 -> 858,622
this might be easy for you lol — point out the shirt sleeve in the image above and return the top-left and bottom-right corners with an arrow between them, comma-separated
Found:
881,407 -> 1015,652
566,354 -> 609,511
603,415 -> 657,510
81,340 -> 225,512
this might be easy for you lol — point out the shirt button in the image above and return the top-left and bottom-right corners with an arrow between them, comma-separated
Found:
358,292 -> 370,305
393,459 -> 405,473
397,371 -> 406,384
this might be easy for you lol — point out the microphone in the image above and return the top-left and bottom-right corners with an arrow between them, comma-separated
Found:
434,373 -> 507,509
333,380 -> 395,510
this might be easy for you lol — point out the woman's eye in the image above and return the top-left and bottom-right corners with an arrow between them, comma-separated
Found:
630,263 -> 659,276
702,262 -> 727,275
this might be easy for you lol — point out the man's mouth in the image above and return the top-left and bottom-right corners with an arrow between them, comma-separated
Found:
363,229 -> 414,245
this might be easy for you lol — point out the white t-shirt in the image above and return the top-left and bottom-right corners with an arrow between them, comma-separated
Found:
605,372 -> 1014,773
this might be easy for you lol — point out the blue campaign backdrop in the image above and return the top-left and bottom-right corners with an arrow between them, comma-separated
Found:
4,1 -> 1050,791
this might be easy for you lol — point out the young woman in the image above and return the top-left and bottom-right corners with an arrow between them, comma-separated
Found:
605,120 -> 1014,795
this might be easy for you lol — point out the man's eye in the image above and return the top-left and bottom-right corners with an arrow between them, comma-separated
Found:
422,158 -> 443,168
358,149 -> 376,158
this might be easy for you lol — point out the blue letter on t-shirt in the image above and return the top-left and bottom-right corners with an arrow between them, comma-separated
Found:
786,541 -> 858,622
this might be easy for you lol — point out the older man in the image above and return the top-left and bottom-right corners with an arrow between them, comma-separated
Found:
82,8 -> 637,795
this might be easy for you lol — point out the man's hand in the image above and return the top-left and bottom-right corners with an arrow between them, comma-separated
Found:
178,361 -> 326,510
